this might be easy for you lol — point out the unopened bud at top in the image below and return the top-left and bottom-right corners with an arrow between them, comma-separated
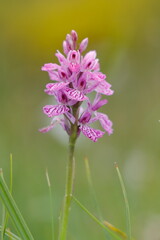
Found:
71,30 -> 78,42
79,38 -> 88,53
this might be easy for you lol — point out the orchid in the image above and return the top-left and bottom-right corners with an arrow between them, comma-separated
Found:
40,30 -> 114,240
40,30 -> 113,142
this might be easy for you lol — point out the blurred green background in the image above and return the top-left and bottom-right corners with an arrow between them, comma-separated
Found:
0,0 -> 160,239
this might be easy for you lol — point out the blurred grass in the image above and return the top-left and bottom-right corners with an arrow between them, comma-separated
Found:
0,0 -> 160,239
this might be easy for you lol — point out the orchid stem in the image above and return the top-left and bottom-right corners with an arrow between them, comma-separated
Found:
59,105 -> 78,240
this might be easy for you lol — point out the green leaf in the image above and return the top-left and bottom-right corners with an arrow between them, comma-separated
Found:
0,169 -> 34,240
115,163 -> 132,240
46,169 -> 55,240
84,157 -> 111,240
0,225 -> 21,240
103,221 -> 127,239
1,154 -> 13,240
73,196 -> 123,240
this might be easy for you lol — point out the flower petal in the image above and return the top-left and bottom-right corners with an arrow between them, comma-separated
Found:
81,51 -> 97,70
80,125 -> 104,142
44,82 -> 69,95
96,112 -> 113,135
39,123 -> 56,133
92,99 -> 108,111
65,112 -> 76,124
67,50 -> 81,72
55,51 -> 67,65
64,87 -> 88,101
41,63 -> 59,71
95,80 -> 114,95
79,111 -> 92,124
43,105 -> 69,117
79,38 -> 88,53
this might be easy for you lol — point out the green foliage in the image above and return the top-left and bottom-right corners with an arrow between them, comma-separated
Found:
0,169 -> 34,240
115,163 -> 131,240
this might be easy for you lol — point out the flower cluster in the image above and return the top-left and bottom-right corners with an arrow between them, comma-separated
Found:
40,30 -> 113,142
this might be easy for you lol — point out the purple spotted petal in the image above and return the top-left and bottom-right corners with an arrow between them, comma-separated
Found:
57,91 -> 68,104
43,105 -> 69,117
44,82 -> 69,95
96,112 -> 113,135
67,50 -> 81,72
80,125 -> 104,142
81,51 -> 98,70
64,87 -> 88,101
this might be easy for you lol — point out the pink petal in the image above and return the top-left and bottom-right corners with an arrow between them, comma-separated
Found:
80,125 -> 105,142
65,112 -> 76,124
96,112 -> 113,135
39,123 -> 56,133
95,80 -> 114,96
48,71 -> 60,81
43,105 -> 69,117
81,51 -> 97,70
83,51 -> 97,61
64,87 -> 88,101
92,99 -> 108,111
67,50 -> 81,72
66,34 -> 74,49
57,91 -> 68,104
63,40 -> 70,55
44,82 -> 69,95
55,51 -> 67,65
71,30 -> 78,42
79,111 -> 92,124
79,38 -> 88,53
41,63 -> 59,71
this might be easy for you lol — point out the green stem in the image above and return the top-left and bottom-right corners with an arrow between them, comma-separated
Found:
59,107 -> 78,240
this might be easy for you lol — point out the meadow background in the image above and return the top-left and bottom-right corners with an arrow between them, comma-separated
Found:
0,0 -> 160,239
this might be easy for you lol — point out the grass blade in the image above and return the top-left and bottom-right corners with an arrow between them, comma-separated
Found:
84,157 -> 102,216
104,221 -> 127,239
0,225 -> 21,240
0,169 -> 34,240
1,204 -> 6,240
46,169 -> 55,240
114,163 -> 131,240
73,196 -> 123,240
1,154 -> 13,239
84,157 -> 111,240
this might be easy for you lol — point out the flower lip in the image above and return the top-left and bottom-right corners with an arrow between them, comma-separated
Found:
43,105 -> 69,117
79,125 -> 105,142
64,87 -> 88,101
44,82 -> 69,95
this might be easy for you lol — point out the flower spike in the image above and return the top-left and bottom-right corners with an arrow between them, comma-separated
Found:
40,30 -> 113,141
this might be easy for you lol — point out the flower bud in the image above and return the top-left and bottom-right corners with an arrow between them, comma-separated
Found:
79,38 -> 88,53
